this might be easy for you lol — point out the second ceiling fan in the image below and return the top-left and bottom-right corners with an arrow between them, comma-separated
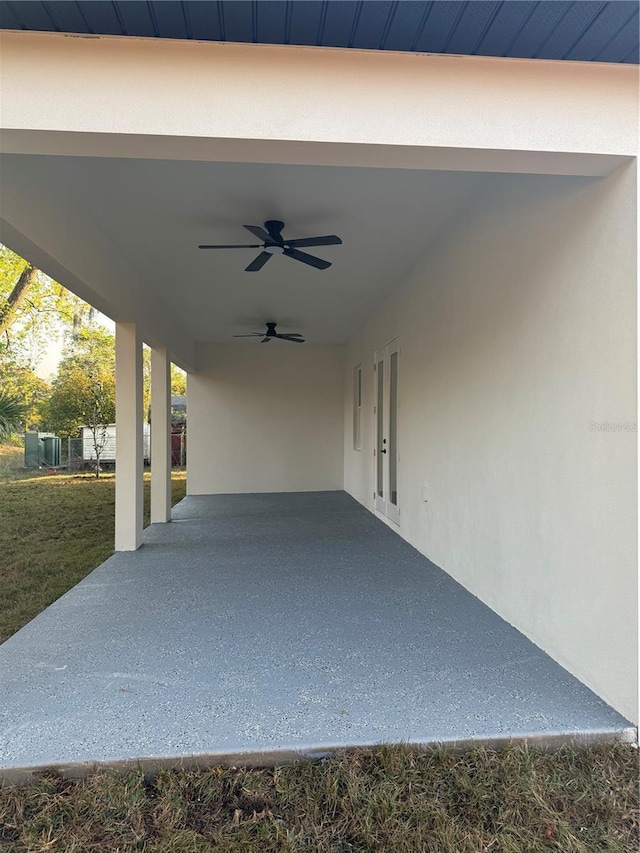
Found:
199,220 -> 342,272
234,322 -> 304,343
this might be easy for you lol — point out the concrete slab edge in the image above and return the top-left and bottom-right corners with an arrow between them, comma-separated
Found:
1,727 -> 636,786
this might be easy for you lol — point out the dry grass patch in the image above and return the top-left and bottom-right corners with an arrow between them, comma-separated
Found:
0,469 -> 186,643
0,743 -> 638,852
0,444 -> 24,479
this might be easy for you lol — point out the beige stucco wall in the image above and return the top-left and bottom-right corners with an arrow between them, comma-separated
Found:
1,31 -> 636,176
344,164 -> 638,722
189,345 -> 345,495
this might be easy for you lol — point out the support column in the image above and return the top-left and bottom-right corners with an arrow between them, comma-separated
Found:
115,322 -> 143,551
150,347 -> 172,523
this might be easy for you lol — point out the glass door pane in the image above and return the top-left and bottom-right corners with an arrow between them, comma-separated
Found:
389,350 -> 398,506
353,366 -> 362,450
376,360 -> 384,498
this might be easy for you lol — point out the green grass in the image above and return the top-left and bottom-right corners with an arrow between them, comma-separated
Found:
0,445 -> 637,851
0,458 -> 186,643
0,743 -> 638,852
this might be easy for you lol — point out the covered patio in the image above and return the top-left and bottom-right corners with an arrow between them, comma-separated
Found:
0,492 -> 632,782
0,10 -> 637,776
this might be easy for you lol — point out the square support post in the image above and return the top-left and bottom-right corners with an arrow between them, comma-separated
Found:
151,347 -> 172,523
115,322 -> 143,551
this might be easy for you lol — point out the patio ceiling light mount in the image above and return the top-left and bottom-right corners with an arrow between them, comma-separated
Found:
198,220 -> 342,272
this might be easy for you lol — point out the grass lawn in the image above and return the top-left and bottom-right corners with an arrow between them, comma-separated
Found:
0,744 -> 638,852
0,445 -> 637,852
0,444 -> 24,479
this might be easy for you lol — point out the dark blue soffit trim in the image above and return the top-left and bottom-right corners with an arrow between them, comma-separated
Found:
1,1 -> 638,64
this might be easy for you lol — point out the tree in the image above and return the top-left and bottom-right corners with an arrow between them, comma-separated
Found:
43,326 -> 116,476
0,263 -> 38,337
0,244 -> 94,368
0,359 -> 50,430
1,243 -> 101,439
171,365 -> 187,396
0,392 -> 27,440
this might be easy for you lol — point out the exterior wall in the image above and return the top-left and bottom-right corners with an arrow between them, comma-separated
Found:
189,345 -> 345,495
1,31 -> 637,176
344,164 -> 638,722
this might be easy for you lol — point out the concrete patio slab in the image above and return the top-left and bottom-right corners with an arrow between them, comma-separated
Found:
0,491 -> 633,782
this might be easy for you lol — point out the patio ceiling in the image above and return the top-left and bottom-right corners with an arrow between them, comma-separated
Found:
1,26 -> 634,369
0,154 -> 496,356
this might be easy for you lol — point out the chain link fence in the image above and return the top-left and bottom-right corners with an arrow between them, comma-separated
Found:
63,433 -> 186,470
171,429 -> 187,467
66,437 -> 85,472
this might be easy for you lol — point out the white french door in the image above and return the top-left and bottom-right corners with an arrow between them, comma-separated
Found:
374,337 -> 400,525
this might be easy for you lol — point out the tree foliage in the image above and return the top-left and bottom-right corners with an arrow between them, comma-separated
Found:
42,331 -> 187,442
0,359 -> 50,431
0,244 -> 93,369
1,244 -> 189,452
171,365 -> 187,396
0,264 -> 38,337
1,244 -> 98,437
43,326 -> 116,454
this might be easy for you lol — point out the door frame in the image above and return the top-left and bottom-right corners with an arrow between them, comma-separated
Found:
373,336 -> 400,525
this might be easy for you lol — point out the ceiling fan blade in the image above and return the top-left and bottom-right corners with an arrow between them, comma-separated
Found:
233,333 -> 263,337
283,248 -> 331,270
261,337 -> 271,343
243,224 -> 272,242
277,334 -> 306,343
285,235 -> 342,248
199,244 -> 262,249
245,252 -> 272,272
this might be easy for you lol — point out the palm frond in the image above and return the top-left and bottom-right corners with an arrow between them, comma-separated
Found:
0,392 -> 27,438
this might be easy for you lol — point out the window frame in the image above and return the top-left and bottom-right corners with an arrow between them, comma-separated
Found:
353,364 -> 362,451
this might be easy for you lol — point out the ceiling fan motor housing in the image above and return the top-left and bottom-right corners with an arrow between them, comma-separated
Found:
264,220 -> 285,240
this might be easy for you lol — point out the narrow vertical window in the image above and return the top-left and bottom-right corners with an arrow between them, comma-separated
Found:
376,360 -> 384,495
389,349 -> 398,507
353,365 -> 362,450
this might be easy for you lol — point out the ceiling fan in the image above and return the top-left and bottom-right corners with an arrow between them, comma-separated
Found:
199,220 -> 342,271
233,322 -> 305,343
